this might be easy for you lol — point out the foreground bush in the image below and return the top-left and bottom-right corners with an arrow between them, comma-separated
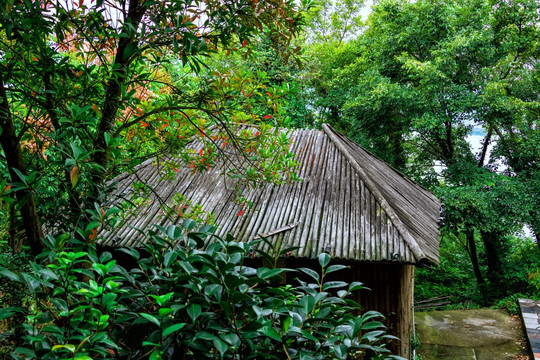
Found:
0,221 -> 404,360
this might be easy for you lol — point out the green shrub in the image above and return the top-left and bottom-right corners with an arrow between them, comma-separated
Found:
493,293 -> 527,315
416,233 -> 540,309
0,242 -> 32,358
415,234 -> 482,305
500,236 -> 540,296
0,221 -> 404,360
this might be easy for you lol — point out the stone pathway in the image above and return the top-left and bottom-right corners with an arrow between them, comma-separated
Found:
519,299 -> 540,360
415,309 -> 529,360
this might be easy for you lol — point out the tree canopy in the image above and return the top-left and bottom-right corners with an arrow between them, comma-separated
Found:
0,0 -> 310,253
302,0 -> 540,296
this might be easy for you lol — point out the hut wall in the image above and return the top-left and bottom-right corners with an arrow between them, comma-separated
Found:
287,259 -> 413,359
398,264 -> 414,359
350,262 -> 413,359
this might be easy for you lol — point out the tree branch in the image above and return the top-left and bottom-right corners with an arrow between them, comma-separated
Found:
477,124 -> 493,168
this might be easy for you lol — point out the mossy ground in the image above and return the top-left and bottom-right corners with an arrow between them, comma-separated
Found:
415,309 -> 530,360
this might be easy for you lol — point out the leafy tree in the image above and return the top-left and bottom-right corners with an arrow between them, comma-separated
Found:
305,0 -> 365,44
300,0 -> 368,136
0,0 -> 309,254
303,0 -> 540,295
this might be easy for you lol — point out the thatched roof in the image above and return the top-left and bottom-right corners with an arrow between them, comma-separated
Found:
102,124 -> 440,266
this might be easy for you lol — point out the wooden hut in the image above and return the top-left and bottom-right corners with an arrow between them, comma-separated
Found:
103,124 -> 441,359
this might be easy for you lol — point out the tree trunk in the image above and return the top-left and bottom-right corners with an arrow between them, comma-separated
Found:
390,130 -> 406,169
8,203 -> 22,254
92,0 -> 146,186
479,230 -> 502,284
0,73 -> 44,255
529,220 -> 540,250
465,229 -> 485,287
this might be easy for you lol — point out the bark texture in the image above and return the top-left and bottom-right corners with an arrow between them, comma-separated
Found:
0,73 -> 44,255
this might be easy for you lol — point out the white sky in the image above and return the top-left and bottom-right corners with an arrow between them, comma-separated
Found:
361,0 -> 374,20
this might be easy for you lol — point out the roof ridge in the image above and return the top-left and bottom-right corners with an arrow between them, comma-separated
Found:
321,123 -> 428,264
349,141 -> 438,203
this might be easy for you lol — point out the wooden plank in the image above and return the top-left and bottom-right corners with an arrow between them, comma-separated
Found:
363,181 -> 370,260
380,209 -> 387,261
519,298 -> 540,360
328,140 -> 341,257
295,131 -> 327,257
268,130 -> 311,253
279,131 -> 312,251
370,193 -> 376,261
321,139 -> 337,257
335,144 -> 346,258
243,185 -> 275,244
351,173 -> 362,259
415,296 -> 451,304
301,133 -> 332,257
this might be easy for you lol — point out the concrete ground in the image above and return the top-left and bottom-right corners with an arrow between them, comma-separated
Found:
415,309 -> 530,360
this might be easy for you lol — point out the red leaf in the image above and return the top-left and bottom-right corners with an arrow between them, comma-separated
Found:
199,148 -> 203,156
237,210 -> 245,216
173,168 -> 179,172
263,115 -> 272,119
3,185 -> 11,193
70,166 -> 79,188
141,122 -> 149,127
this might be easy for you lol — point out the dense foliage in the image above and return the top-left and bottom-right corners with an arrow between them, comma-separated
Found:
1,2 -> 540,358
300,0 -> 540,304
0,223 -> 404,360
0,0 -> 310,255
415,233 -> 540,309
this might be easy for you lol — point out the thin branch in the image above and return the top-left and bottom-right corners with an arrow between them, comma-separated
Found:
114,105 -> 197,136
477,124 -> 493,168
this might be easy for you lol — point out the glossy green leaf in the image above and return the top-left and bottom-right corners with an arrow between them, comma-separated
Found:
213,338 -> 228,356
298,267 -> 320,282
162,323 -> 187,337
187,303 -> 201,323
318,253 -> 331,268
139,313 -> 160,327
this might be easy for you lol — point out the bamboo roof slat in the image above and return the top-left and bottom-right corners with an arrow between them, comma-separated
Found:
100,125 -> 441,266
